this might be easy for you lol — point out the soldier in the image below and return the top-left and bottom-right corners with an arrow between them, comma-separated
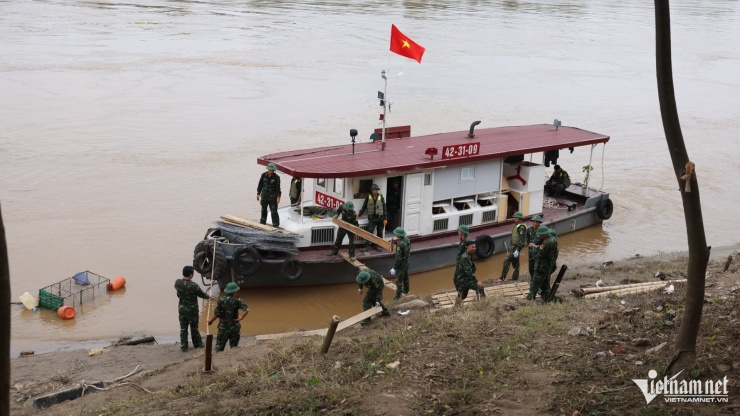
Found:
453,225 -> 469,285
356,269 -> 391,325
175,266 -> 210,352
257,162 -> 282,228
454,240 -> 485,305
526,215 -> 544,280
207,282 -> 249,352
545,165 -> 571,197
390,227 -> 410,302
386,180 -> 401,231
289,176 -> 302,206
328,201 -> 359,261
359,184 -> 386,252
527,226 -> 558,301
497,211 -> 527,283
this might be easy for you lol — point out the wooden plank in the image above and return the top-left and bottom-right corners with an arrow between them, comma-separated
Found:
339,253 -> 397,291
332,218 -> 394,252
256,307 -> 383,341
220,214 -> 297,235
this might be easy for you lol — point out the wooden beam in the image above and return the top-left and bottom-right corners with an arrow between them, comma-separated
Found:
332,218 -> 394,252
256,306 -> 383,341
220,214 -> 297,235
576,279 -> 686,297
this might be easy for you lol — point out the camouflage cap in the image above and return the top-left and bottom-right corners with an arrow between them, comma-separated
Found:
266,163 -> 276,171
536,226 -> 551,236
224,282 -> 240,294
356,270 -> 371,284
531,215 -> 543,223
513,211 -> 524,219
457,225 -> 470,234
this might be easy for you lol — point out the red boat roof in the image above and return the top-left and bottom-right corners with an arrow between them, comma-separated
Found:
257,124 -> 609,178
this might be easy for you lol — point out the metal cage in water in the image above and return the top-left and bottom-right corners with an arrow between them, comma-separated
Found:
38,271 -> 110,311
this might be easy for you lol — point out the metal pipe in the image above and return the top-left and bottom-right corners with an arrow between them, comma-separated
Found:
468,121 -> 481,138
586,144 -> 595,196
1,203 -> 11,415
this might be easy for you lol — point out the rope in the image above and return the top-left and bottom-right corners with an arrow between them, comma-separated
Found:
79,365 -> 151,396
543,197 -> 568,210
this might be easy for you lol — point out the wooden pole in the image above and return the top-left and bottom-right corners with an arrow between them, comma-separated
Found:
577,279 -> 686,296
320,315 -> 341,354
0,203 -> 11,416
583,284 -> 680,299
723,255 -> 733,272
204,334 -> 213,372
547,265 -> 568,302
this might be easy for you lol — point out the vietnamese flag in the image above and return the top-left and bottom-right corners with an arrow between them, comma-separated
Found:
389,24 -> 425,63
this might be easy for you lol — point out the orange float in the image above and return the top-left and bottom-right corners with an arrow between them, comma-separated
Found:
57,306 -> 76,319
107,276 -> 126,291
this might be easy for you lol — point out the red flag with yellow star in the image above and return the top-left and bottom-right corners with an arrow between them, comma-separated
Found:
389,24 -> 425,63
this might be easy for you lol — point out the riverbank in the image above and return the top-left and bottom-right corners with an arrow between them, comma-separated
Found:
10,245 -> 739,415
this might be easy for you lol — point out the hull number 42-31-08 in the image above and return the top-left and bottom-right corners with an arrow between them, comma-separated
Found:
441,142 -> 480,160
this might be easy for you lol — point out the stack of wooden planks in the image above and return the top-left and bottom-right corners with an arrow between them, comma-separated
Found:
431,282 -> 530,309
573,279 -> 687,299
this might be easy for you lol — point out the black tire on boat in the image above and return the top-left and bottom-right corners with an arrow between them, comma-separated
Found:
193,240 -> 228,276
596,197 -> 614,220
232,245 -> 262,277
281,259 -> 303,281
474,235 -> 495,259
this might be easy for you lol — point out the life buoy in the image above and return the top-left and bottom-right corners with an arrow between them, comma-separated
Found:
192,240 -> 228,276
596,197 -> 613,220
474,235 -> 495,259
232,245 -> 262,276
281,259 -> 303,281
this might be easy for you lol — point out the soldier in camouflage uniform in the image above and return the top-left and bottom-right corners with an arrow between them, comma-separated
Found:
356,269 -> 391,325
498,211 -> 527,283
550,228 -> 559,275
390,227 -> 410,301
257,162 -> 282,227
452,225 -> 470,286
527,226 -> 558,301
359,184 -> 386,252
526,215 -> 544,280
175,266 -> 210,352
328,201 -> 359,260
454,241 -> 485,305
207,282 -> 249,352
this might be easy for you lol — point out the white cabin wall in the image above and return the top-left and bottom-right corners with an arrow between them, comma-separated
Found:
432,160 -> 502,201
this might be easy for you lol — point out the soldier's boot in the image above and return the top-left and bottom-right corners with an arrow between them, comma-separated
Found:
373,245 -> 383,251
360,318 -> 372,326
361,246 -> 370,252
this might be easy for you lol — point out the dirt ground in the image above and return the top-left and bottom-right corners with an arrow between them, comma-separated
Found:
10,245 -> 740,415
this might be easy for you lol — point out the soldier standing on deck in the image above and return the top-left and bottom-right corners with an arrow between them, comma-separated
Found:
257,163 -> 281,228
497,211 -> 527,283
454,240 -> 486,305
289,176 -> 302,206
359,184 -> 386,252
390,227 -> 410,302
526,215 -> 544,280
356,269 -> 391,325
328,201 -> 359,261
175,266 -> 210,352
208,282 -> 249,352
527,226 -> 558,301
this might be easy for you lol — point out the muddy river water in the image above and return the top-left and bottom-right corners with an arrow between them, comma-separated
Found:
1,0 -> 739,355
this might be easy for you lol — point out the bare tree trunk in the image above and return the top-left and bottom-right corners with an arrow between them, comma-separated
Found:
654,0 -> 710,376
0,203 -> 11,416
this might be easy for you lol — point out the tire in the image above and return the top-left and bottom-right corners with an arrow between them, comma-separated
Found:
232,245 -> 262,277
596,197 -> 613,220
474,235 -> 495,259
193,240 -> 228,276
281,259 -> 303,281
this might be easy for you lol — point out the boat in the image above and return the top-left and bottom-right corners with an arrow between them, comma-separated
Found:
194,121 -> 612,288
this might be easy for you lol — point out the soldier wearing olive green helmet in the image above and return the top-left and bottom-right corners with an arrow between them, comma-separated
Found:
498,211 -> 527,283
527,226 -> 558,301
526,215 -> 544,280
359,184 -> 387,252
329,201 -> 359,260
257,162 -> 282,228
356,269 -> 391,325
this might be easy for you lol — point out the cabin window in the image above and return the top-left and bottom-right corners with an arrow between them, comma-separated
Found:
310,227 -> 335,245
478,194 -> 497,207
453,198 -> 474,211
316,178 -> 326,189
353,179 -> 374,199
460,166 -> 475,182
433,218 -> 448,232
459,214 -> 473,226
432,201 -> 449,215
333,178 -> 344,197
424,173 -> 431,186
482,210 -> 497,223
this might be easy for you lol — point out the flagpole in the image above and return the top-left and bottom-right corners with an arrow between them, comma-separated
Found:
381,69 -> 387,151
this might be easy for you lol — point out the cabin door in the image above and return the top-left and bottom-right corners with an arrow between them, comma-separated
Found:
403,173 -> 423,236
